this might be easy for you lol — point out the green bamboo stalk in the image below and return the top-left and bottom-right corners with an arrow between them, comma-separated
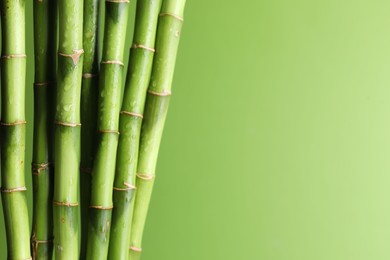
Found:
129,1 -> 186,258
53,0 -> 84,258
0,0 -> 31,259
31,0 -> 58,258
80,0 -> 100,258
85,0 -> 130,259
108,0 -> 162,259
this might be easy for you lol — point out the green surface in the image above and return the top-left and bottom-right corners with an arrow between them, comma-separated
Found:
3,0 -> 390,259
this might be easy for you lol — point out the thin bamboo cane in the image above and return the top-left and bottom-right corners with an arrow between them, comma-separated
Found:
80,0 -> 100,258
108,0 -> 162,258
31,0 -> 57,258
129,1 -> 186,259
53,0 -> 84,258
0,0 -> 31,259
85,0 -> 130,259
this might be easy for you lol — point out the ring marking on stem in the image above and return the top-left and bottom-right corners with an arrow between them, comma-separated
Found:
0,120 -> 27,126
120,111 -> 144,119
113,182 -> 137,191
89,205 -> 114,210
82,73 -> 98,79
101,60 -> 124,66
1,186 -> 27,193
129,246 -> 142,252
53,201 -> 79,207
98,129 -> 120,134
106,0 -> 130,2
136,174 -> 155,181
54,121 -> 82,127
31,234 -> 53,260
147,89 -> 172,97
132,44 -> 155,53
1,53 -> 27,59
159,12 -> 184,22
58,49 -> 84,65
32,239 -> 53,244
124,182 -> 137,189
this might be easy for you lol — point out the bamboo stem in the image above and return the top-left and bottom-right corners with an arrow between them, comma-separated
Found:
129,1 -> 186,259
53,0 -> 84,258
80,0 -> 100,258
0,0 -> 31,259
108,0 -> 162,258
31,0 -> 57,258
85,0 -> 130,259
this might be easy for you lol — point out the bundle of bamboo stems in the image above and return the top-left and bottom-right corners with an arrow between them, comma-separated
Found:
0,0 -> 186,259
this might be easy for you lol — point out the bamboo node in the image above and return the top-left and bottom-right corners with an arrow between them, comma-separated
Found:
160,12 -> 184,22
98,129 -> 120,135
34,81 -> 54,87
80,166 -> 93,174
120,111 -> 144,119
31,233 -> 53,260
89,205 -> 114,210
147,89 -> 172,97
82,73 -> 98,79
114,182 -> 137,191
32,162 -> 52,175
124,182 -> 137,189
32,239 -> 53,244
54,121 -> 81,127
132,44 -> 155,53
101,60 -> 124,66
58,49 -> 84,65
129,246 -> 142,252
1,186 -> 27,193
53,201 -> 79,207
113,186 -> 135,191
136,173 -> 155,181
0,120 -> 27,126
1,53 -> 27,59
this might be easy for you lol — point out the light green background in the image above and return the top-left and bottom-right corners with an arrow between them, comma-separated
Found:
2,0 -> 390,259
